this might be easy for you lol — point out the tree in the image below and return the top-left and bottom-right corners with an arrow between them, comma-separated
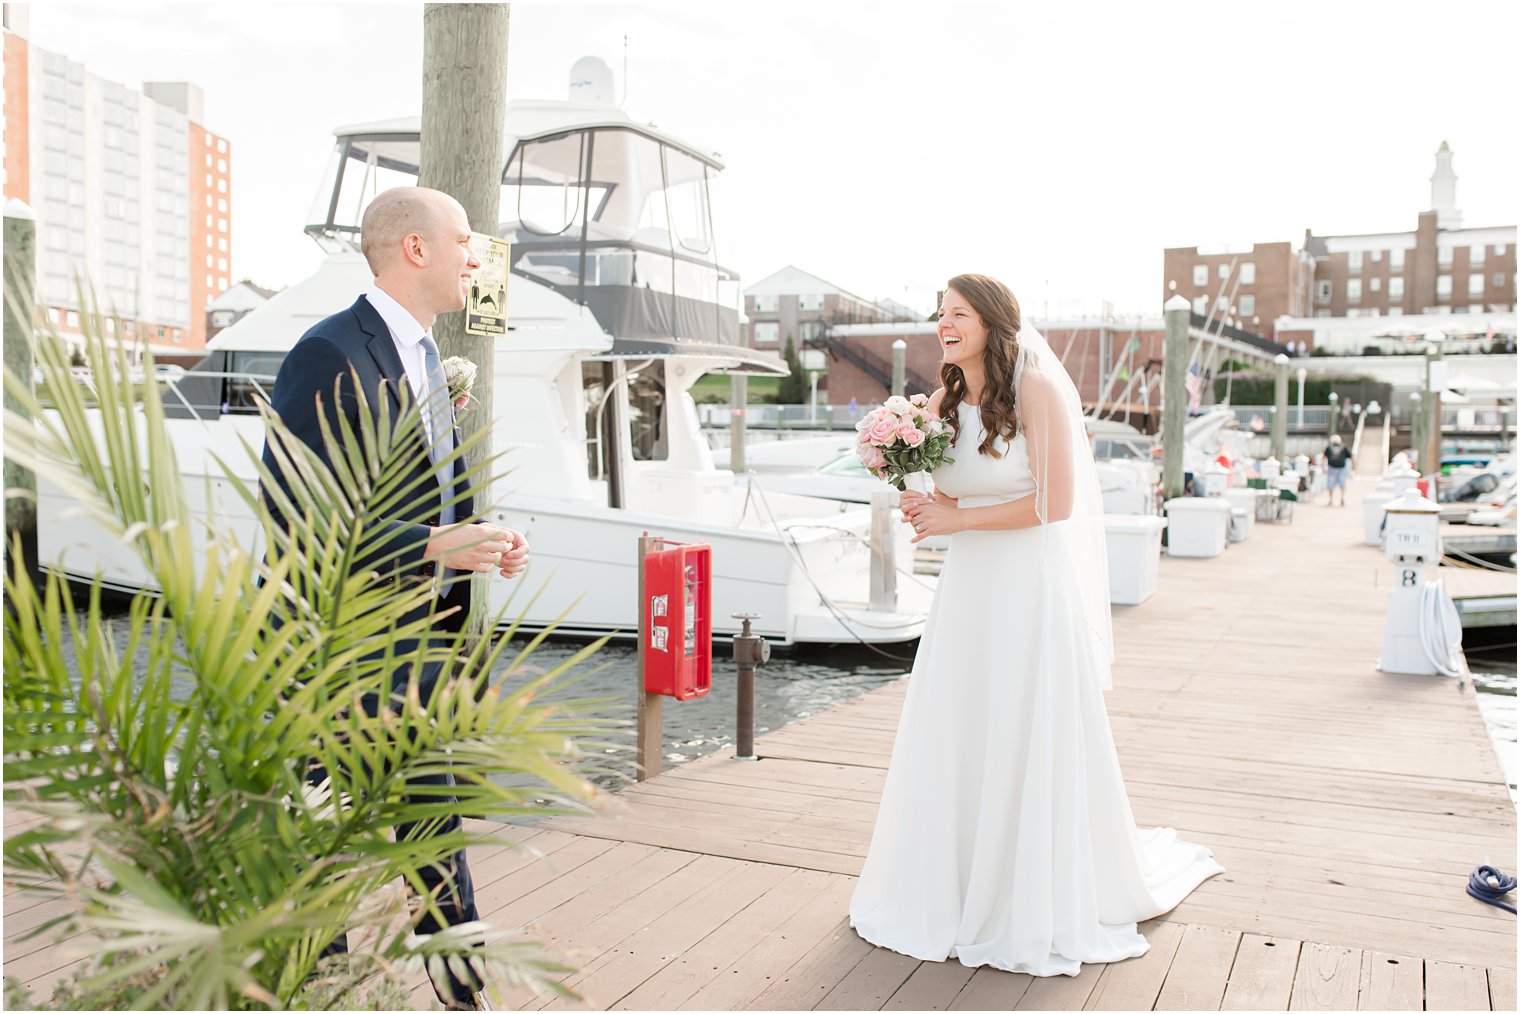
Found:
776,334 -> 807,404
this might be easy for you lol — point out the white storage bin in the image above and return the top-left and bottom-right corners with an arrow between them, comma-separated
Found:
1163,497 -> 1232,558
1104,514 -> 1166,605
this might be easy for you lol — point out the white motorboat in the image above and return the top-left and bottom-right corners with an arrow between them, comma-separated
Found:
37,75 -> 932,646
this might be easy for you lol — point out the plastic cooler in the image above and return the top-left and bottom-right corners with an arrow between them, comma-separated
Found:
1104,514 -> 1166,605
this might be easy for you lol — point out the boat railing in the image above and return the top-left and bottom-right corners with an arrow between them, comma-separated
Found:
159,370 -> 278,427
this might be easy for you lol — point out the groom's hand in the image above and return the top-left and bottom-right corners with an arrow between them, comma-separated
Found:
496,528 -> 530,580
426,522 -> 515,574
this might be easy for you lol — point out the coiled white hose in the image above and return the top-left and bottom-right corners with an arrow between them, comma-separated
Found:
1418,577 -> 1465,678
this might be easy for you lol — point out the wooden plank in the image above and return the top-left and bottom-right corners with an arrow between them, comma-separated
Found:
543,859 -> 791,1011
946,967 -> 1034,1010
749,917 -> 874,1010
615,867 -> 835,1010
1221,934 -> 1301,1011
1425,959 -> 1492,1012
1012,967 -> 1103,1011
1083,919 -> 1185,1011
883,959 -> 977,1010
1489,966 -> 1516,1013
816,946 -> 921,1010
1289,942 -> 1361,1011
1357,951 -> 1422,1011
1155,923 -> 1241,1011
678,873 -> 858,1010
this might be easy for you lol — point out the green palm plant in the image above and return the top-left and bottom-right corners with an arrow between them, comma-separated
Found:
2,287 -> 620,1010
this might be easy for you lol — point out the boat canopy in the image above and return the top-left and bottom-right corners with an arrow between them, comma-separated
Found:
305,100 -> 747,354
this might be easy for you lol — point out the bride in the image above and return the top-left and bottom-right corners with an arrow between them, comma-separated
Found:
847,274 -> 1222,976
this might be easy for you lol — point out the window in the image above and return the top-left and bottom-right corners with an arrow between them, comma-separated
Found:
206,274 -> 214,288
1496,273 -> 1507,288
1370,250 -> 1382,262
1192,265 -> 1207,286
1347,251 -> 1363,273
205,213 -> 213,228
205,153 -> 212,168
218,217 -> 227,232
752,294 -> 777,313
799,293 -> 824,311
1389,276 -> 1404,299
1369,277 -> 1381,293
1469,305 -> 1484,314
1316,280 -> 1332,301
217,179 -> 226,193
205,173 -> 212,187
752,321 -> 780,344
1468,274 -> 1484,296
1387,306 -> 1403,317
1471,246 -> 1485,266
218,238 -> 227,252
218,257 -> 228,271
205,234 -> 213,247
1240,262 -> 1255,284
218,199 -> 227,213
217,138 -> 227,153
1438,246 -> 1453,267
1498,244 -> 1509,256
1436,275 -> 1452,298
1217,263 -> 1229,279
1192,295 -> 1207,315
1390,248 -> 1405,270
1347,279 -> 1361,302
1238,294 -> 1255,316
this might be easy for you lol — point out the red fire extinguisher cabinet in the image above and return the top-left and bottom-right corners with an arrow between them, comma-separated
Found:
642,542 -> 712,700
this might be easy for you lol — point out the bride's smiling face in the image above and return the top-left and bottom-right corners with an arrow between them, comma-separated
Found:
937,288 -> 988,367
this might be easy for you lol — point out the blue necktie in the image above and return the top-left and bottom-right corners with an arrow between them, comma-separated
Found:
419,333 -> 457,527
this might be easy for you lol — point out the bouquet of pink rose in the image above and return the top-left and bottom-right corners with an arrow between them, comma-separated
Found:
855,393 -> 955,493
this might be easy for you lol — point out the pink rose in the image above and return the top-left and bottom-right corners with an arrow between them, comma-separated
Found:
900,425 -> 925,447
909,393 -> 929,408
868,412 -> 900,445
860,444 -> 887,469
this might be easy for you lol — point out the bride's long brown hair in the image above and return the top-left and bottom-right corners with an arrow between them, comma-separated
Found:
939,274 -> 1022,457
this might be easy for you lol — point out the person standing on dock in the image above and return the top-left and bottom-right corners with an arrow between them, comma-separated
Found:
1324,434 -> 1354,506
260,186 -> 529,1010
850,274 -> 1223,976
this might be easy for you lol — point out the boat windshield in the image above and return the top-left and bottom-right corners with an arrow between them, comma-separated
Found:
303,125 -> 740,344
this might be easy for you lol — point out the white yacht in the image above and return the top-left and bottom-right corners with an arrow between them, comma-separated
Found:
38,77 -> 931,646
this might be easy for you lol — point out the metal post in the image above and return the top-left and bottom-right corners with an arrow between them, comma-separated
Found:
4,201 -> 38,579
635,535 -> 663,781
1271,353 -> 1289,461
808,370 -> 818,425
890,339 -> 906,398
868,488 -> 897,612
730,373 -> 748,473
1409,392 -> 1424,467
1161,294 -> 1189,500
731,611 -> 768,761
1327,391 -> 1339,440
1296,367 -> 1307,429
1424,342 -> 1443,480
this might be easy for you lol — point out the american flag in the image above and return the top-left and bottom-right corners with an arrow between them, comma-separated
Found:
1185,362 -> 1202,413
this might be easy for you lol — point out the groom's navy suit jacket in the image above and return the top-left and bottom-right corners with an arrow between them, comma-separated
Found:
260,295 -> 473,633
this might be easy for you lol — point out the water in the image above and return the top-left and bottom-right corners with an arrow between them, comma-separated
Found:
1470,652 -> 1518,802
490,638 -> 908,789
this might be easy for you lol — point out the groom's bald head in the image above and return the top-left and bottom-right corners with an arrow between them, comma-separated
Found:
360,187 -> 459,275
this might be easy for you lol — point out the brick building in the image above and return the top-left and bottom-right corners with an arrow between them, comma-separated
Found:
2,8 -> 232,355
1163,143 -> 1515,349
743,264 -> 915,351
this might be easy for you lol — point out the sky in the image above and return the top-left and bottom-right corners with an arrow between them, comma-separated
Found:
17,0 -> 1520,319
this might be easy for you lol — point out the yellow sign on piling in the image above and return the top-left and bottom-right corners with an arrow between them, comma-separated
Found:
465,233 -> 510,338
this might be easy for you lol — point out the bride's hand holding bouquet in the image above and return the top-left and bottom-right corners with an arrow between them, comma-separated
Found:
855,394 -> 957,541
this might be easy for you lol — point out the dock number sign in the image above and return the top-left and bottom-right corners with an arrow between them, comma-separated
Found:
465,233 -> 510,338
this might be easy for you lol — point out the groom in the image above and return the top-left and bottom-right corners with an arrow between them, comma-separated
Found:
261,186 -> 528,1009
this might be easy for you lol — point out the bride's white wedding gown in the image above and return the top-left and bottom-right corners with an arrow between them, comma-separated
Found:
848,403 -> 1223,976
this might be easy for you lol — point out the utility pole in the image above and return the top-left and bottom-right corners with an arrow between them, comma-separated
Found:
418,2 -> 510,636
1161,295 -> 1189,500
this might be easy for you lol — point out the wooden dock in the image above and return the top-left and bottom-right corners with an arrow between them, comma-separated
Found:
5,474 -> 1515,1010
